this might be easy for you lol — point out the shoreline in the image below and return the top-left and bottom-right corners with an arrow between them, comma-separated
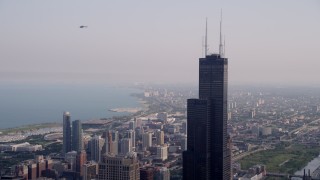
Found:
0,85 -> 144,130
0,91 -> 147,132
109,107 -> 143,113
108,98 -> 149,113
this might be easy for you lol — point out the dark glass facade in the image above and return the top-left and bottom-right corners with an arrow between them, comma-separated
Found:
72,120 -> 83,152
183,54 -> 231,180
63,112 -> 72,154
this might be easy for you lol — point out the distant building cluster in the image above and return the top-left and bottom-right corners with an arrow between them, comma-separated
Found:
5,110 -> 185,179
1,155 -> 53,179
234,164 -> 266,180
144,90 -> 160,97
0,142 -> 42,152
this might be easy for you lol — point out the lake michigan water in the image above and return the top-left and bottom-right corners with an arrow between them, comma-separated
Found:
0,83 -> 142,129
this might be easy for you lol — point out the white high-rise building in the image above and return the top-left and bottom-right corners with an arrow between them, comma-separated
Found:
157,145 -> 168,161
142,132 -> 152,150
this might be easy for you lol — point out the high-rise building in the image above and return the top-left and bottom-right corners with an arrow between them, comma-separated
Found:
102,131 -> 110,155
45,159 -> 53,170
63,112 -> 72,154
28,164 -> 37,180
155,130 -> 164,146
102,130 -> 119,156
183,18 -> 231,180
249,109 -> 256,119
72,120 -> 83,152
142,132 -> 152,150
136,118 -> 142,127
82,161 -> 98,180
65,151 -> 77,171
181,135 -> 187,151
37,161 -> 46,179
98,153 -> 140,180
76,150 -> 87,177
126,129 -> 136,148
181,121 -> 187,134
156,145 -> 168,161
120,138 -> 132,155
129,120 -> 136,130
90,135 -> 104,162
155,167 -> 170,180
109,130 -> 119,155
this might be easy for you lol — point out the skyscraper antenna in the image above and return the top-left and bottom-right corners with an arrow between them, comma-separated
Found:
205,17 -> 208,57
202,36 -> 204,57
219,9 -> 223,56
223,35 -> 226,57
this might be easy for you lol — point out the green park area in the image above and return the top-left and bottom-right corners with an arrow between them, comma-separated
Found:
0,142 -> 62,170
0,132 -> 62,170
239,144 -> 320,175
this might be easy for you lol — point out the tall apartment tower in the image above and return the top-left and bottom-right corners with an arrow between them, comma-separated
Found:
63,112 -> 72,154
76,150 -> 87,177
126,130 -> 136,148
156,145 -> 168,161
142,132 -> 152,150
110,130 -> 119,155
120,138 -> 132,155
72,120 -> 83,152
90,135 -> 104,162
129,120 -> 136,130
155,130 -> 164,145
103,130 -> 119,155
183,18 -> 231,180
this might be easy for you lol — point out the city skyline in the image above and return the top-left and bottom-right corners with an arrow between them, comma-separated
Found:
0,1 -> 319,86
1,1 -> 320,179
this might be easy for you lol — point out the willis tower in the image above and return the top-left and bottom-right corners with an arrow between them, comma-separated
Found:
183,16 -> 231,180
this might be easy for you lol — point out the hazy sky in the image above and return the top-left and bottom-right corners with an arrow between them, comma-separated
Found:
1,1 -> 319,86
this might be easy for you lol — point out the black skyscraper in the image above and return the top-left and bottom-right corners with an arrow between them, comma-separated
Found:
63,112 -> 72,154
183,18 -> 231,180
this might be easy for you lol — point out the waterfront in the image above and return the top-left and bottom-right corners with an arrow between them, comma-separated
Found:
0,83 -> 142,129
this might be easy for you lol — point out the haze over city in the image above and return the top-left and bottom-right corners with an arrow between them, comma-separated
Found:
1,0 -> 319,85
2,1 -> 320,180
